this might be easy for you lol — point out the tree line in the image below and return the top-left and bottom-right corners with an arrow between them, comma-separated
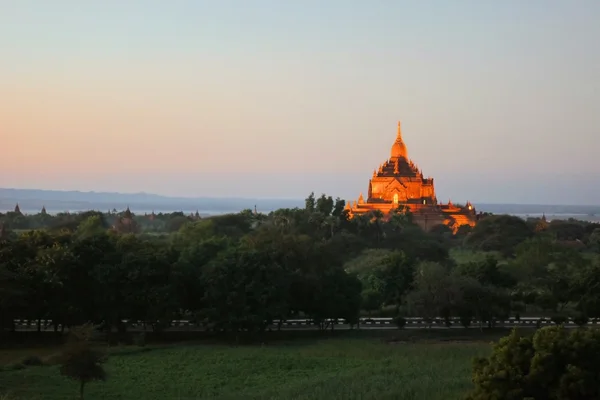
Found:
1,193 -> 600,336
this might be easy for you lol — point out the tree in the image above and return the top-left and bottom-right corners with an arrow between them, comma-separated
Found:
74,216 -> 107,240
332,197 -> 346,217
465,215 -> 532,257
0,263 -> 23,332
467,326 -> 600,400
510,237 -> 587,314
405,261 -> 462,327
59,324 -> 107,400
344,249 -> 414,309
315,194 -> 334,216
573,260 -> 600,319
305,192 -> 316,212
201,244 -> 291,335
588,228 -> 600,253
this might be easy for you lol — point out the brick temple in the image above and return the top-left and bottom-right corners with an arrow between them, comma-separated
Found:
346,122 -> 477,232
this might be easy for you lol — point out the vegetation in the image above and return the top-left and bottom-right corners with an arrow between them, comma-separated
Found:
467,326 -> 600,400
1,336 -> 489,400
1,193 -> 600,398
58,324 -> 107,400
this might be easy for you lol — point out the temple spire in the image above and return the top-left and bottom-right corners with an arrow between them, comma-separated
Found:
390,121 -> 408,159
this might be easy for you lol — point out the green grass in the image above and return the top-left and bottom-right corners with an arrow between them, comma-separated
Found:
0,337 -> 490,400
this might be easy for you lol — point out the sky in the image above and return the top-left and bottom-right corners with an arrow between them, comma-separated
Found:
1,0 -> 599,205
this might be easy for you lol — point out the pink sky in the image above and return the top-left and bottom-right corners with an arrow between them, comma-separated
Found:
1,1 -> 599,204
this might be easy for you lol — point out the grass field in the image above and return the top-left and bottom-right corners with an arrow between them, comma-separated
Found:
0,334 -> 490,400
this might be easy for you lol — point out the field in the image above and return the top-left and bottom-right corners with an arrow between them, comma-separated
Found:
0,333 -> 491,400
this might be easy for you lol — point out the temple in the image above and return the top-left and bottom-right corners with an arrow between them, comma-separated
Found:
346,121 -> 477,232
112,207 -> 139,234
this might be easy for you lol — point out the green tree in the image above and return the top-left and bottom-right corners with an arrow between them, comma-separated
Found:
315,194 -> 334,216
201,245 -> 290,335
588,228 -> 600,253
405,261 -> 462,327
74,216 -> 107,240
59,324 -> 107,400
467,326 -> 600,400
465,215 -> 532,257
305,192 -> 316,212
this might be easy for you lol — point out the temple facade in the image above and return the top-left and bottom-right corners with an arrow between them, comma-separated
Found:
346,122 -> 477,232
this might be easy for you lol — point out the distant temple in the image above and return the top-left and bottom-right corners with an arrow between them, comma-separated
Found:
112,207 -> 139,233
346,121 -> 477,232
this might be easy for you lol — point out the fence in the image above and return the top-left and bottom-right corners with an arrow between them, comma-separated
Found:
9,316 -> 600,332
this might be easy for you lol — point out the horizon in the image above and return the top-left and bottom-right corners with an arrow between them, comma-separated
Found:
2,1 -> 599,204
2,187 -> 600,208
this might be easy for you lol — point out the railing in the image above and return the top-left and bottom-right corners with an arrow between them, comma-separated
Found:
8,317 -> 600,331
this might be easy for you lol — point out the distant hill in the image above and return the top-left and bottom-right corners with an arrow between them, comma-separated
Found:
0,188 -> 303,214
1,188 -> 599,219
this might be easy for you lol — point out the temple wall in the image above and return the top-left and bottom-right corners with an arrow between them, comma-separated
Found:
349,204 -> 477,233
370,177 -> 435,202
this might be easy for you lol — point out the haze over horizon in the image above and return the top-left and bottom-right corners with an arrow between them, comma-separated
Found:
2,1 -> 599,205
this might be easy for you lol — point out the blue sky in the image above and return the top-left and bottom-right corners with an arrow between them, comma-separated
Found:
1,1 -> 599,204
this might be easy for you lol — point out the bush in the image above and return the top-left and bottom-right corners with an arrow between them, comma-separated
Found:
2,363 -> 25,371
535,318 -> 545,329
466,326 -> 600,400
44,353 -> 63,366
550,314 -> 569,325
572,314 -> 590,327
21,355 -> 44,366
393,316 -> 407,329
459,315 -> 472,328
133,332 -> 146,347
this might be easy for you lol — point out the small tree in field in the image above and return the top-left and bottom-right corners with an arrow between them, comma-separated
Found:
466,326 -> 600,400
59,324 -> 107,400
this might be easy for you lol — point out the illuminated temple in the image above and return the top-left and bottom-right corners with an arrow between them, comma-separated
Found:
346,122 -> 477,232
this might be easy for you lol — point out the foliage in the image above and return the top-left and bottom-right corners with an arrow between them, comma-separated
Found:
467,326 -> 600,400
1,338 -> 488,400
59,324 -> 107,399
1,192 -> 599,340
393,315 -> 407,329
465,215 -> 533,257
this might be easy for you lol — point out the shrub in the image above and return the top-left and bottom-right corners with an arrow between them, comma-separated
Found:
2,363 -> 25,371
550,315 -> 569,325
535,318 -> 544,329
393,316 -> 407,329
459,315 -> 472,328
44,353 -> 63,365
59,324 -> 107,400
572,314 -> 590,327
133,332 -> 146,347
21,355 -> 44,366
466,326 -> 600,400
